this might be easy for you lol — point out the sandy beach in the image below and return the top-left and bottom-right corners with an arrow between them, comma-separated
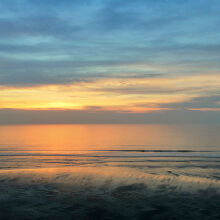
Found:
0,166 -> 219,220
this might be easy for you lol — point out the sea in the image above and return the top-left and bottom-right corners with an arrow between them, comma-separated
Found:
0,124 -> 219,219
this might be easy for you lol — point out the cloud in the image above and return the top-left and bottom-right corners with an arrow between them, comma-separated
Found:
160,95 -> 220,110
0,16 -> 82,39
0,0 -> 220,124
1,108 -> 220,124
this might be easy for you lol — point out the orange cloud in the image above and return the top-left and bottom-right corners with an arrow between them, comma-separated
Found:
1,73 -> 220,113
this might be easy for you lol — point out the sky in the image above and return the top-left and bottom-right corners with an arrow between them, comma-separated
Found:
0,0 -> 220,124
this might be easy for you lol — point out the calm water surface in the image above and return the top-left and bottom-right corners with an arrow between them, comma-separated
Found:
1,124 -> 220,149
0,124 -> 220,170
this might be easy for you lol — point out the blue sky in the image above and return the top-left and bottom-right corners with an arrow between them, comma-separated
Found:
0,0 -> 220,123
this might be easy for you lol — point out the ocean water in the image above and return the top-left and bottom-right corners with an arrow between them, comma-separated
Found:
0,124 -> 220,219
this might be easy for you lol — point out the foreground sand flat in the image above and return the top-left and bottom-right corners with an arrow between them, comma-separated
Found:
0,166 -> 219,220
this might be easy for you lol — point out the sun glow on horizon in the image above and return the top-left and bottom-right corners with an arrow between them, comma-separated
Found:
1,73 -> 220,113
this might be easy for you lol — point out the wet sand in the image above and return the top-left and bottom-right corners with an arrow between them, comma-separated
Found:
0,166 -> 219,220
